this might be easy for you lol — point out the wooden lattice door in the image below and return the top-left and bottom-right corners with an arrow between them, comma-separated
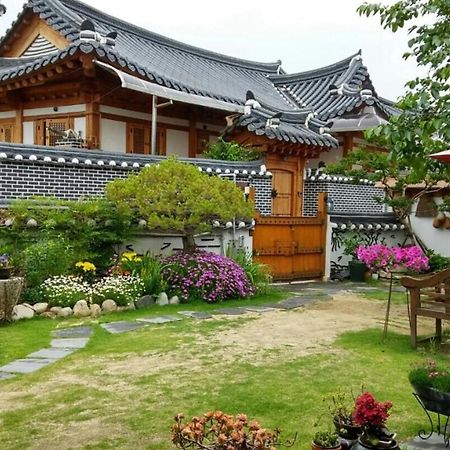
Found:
0,122 -> 15,143
36,117 -> 73,146
127,124 -> 150,154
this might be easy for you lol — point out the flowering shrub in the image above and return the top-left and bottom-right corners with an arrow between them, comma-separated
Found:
356,244 -> 429,272
40,275 -> 91,308
409,360 -> 450,393
91,275 -> 144,306
172,411 -> 294,449
162,251 -> 254,302
353,392 -> 392,428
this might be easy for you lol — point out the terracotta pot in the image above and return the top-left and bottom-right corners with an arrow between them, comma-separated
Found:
444,216 -> 450,230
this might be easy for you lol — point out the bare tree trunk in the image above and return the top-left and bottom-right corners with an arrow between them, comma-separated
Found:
182,233 -> 196,252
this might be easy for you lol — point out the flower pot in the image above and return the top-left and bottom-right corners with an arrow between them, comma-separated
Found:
333,417 -> 362,439
311,442 -> 342,450
411,384 -> 450,416
371,273 -> 379,281
353,433 -> 399,450
0,267 -> 12,279
348,260 -> 367,282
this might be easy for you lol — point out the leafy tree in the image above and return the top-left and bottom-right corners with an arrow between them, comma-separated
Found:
202,138 -> 260,161
328,1 -> 450,246
106,158 -> 254,250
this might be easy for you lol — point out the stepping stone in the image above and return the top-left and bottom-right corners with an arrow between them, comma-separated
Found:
28,348 -> 76,360
403,432 -> 448,449
137,315 -> 183,324
243,306 -> 276,313
0,372 -> 16,380
0,358 -> 55,374
50,338 -> 90,349
280,296 -> 326,309
212,308 -> 248,316
178,311 -> 213,319
100,321 -> 147,334
53,326 -> 93,338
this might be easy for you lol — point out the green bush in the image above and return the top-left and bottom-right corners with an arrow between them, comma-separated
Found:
426,250 -> 450,272
202,138 -> 260,161
409,360 -> 450,393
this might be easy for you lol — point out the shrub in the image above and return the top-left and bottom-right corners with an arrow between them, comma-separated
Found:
202,138 -> 260,161
40,275 -> 91,308
162,251 -> 254,302
225,246 -> 272,293
426,250 -> 450,272
409,360 -> 450,393
91,275 -> 144,306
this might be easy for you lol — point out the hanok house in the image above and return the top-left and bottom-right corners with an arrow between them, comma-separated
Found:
0,0 -> 398,280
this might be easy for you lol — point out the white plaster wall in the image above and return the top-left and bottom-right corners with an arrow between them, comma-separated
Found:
100,118 -> 126,153
116,230 -> 252,257
410,198 -> 450,257
23,104 -> 86,117
22,121 -> 34,145
306,147 -> 344,169
166,129 -> 189,157
74,117 -> 86,139
0,111 -> 15,119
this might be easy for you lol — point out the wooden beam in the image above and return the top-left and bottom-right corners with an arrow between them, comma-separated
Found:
343,133 -> 354,157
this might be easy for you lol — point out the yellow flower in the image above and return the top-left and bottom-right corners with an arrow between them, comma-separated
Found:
122,251 -> 140,262
76,261 -> 96,272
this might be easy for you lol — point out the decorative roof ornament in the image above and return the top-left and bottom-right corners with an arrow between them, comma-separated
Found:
244,90 -> 261,115
304,112 -> 317,129
265,112 -> 282,129
79,19 -> 117,47
0,3 -> 6,17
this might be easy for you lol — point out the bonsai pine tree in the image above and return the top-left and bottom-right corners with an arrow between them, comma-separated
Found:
106,158 -> 254,250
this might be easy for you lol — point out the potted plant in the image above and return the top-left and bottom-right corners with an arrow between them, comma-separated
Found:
171,411 -> 296,449
328,390 -> 361,440
342,234 -> 367,282
312,430 -> 341,450
0,253 -> 13,279
352,392 -> 398,450
409,360 -> 450,416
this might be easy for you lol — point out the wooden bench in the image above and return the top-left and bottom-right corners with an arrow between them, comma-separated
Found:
400,268 -> 450,348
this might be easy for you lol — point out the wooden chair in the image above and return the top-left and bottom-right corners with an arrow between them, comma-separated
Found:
400,268 -> 450,348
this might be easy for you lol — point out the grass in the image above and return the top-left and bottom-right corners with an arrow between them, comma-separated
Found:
0,287 -> 449,449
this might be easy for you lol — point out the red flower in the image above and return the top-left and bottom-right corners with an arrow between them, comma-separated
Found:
353,392 -> 392,428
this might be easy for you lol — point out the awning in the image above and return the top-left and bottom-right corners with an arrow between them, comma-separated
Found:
95,60 -> 244,114
430,150 -> 450,164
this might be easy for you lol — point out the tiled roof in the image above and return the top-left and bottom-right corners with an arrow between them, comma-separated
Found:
270,52 -> 399,121
0,0 -> 398,148
0,142 -> 272,177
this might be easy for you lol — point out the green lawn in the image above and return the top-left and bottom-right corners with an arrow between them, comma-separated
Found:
0,288 -> 448,450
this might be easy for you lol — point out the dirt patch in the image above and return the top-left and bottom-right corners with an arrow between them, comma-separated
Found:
198,292 -> 412,363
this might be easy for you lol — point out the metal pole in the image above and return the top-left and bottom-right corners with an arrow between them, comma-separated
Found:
151,95 -> 157,155
383,272 -> 394,340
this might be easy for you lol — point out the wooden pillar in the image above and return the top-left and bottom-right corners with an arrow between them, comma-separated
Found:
86,100 -> 100,149
343,133 -> 354,157
188,119 -> 197,158
14,102 -> 23,144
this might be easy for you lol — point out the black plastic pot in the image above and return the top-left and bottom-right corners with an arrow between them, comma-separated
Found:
348,260 -> 367,282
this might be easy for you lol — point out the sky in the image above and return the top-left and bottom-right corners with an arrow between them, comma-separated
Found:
0,0 -> 421,101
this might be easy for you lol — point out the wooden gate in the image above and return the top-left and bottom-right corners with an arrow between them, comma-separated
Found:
253,193 -> 327,281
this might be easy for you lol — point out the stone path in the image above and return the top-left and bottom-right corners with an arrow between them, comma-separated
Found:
0,326 -> 92,380
403,432 -> 449,449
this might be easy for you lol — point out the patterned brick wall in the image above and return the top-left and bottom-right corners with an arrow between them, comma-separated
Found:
304,179 -> 385,216
0,159 -> 272,215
